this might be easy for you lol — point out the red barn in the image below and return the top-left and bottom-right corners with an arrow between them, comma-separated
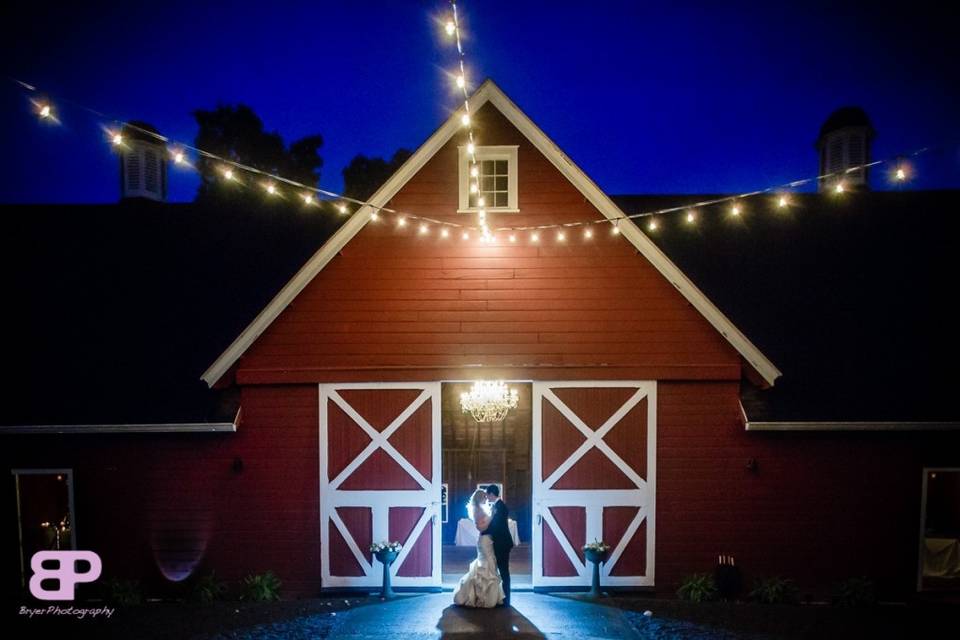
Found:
3,80 -> 959,599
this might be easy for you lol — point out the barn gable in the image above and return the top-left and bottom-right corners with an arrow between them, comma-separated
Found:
202,80 -> 779,387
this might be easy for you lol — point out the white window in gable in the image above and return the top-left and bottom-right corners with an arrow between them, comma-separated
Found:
459,145 -> 518,212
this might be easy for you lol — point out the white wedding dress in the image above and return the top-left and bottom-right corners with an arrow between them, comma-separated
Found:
453,532 -> 505,608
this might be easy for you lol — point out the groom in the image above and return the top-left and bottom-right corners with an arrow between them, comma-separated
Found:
484,484 -> 514,606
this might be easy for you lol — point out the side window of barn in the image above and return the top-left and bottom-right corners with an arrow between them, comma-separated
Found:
458,145 -> 519,212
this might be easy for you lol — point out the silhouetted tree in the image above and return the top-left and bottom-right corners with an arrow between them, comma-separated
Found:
342,149 -> 413,201
193,104 -> 323,203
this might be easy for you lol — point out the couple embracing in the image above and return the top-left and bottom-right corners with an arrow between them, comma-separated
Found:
453,484 -> 513,608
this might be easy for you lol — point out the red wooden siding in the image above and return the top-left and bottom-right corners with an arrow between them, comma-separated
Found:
655,381 -> 960,597
1,385 -> 321,597
237,102 -> 740,385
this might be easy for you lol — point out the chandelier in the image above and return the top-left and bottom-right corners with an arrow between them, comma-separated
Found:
460,380 -> 519,423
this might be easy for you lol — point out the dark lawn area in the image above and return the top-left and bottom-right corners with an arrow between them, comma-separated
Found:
6,592 -> 959,639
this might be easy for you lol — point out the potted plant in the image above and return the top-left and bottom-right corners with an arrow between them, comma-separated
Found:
582,539 -> 611,598
370,541 -> 403,599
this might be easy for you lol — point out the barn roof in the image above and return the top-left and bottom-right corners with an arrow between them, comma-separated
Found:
2,191 -> 957,427
199,80 -> 781,389
614,190 -> 960,423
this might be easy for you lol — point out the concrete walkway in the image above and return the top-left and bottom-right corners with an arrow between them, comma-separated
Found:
327,592 -> 640,640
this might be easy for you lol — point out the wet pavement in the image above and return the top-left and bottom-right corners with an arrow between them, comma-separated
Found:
326,592 -> 640,639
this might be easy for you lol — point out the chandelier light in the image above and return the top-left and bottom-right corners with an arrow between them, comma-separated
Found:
460,380 -> 519,423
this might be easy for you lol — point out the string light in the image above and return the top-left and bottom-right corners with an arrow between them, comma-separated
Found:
730,203 -> 741,216
584,228 -> 593,239
686,210 -> 696,224
302,193 -> 315,205
612,223 -> 621,235
509,234 -> 516,242
223,168 -> 235,181
111,132 -> 123,146
441,228 -> 449,238
531,232 -> 539,242
398,217 -> 407,227
648,220 -> 658,231
461,114 -> 470,126
777,195 -> 789,208
895,167 -> 906,181
266,184 -> 277,195
466,142 -> 475,154
444,20 -> 455,36
172,150 -> 186,165
370,211 -> 379,221
470,166 -> 479,178
338,203 -> 348,214
456,74 -> 465,89
39,104 -> 52,119
835,182 -> 845,194
462,231 -> 470,240
419,223 -> 429,234
477,196 -> 485,207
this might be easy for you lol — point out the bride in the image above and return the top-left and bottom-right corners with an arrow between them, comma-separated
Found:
453,489 -> 505,607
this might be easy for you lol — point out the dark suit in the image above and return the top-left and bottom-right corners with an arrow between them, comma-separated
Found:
487,498 -> 513,604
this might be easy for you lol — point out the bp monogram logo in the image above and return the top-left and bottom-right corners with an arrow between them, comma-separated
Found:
29,551 -> 102,600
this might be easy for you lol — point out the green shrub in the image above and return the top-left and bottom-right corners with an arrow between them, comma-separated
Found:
240,571 -> 282,602
749,577 -> 800,605
676,573 -> 718,603
105,578 -> 143,605
832,577 -> 876,607
190,571 -> 227,603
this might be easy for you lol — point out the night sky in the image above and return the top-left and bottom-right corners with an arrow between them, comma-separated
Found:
1,0 -> 957,204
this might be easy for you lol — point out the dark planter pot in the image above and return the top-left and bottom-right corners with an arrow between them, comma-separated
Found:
714,564 -> 742,600
584,548 -> 609,598
375,550 -> 399,599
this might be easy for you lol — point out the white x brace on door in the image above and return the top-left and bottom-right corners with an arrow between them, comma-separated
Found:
532,381 -> 656,588
319,382 -> 441,588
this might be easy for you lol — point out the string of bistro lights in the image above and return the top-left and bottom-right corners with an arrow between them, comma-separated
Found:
8,1 -> 938,245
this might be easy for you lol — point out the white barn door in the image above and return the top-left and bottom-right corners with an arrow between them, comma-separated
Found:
319,382 -> 442,588
532,381 -> 656,588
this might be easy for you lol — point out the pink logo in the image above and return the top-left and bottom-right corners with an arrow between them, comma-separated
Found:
29,551 -> 102,601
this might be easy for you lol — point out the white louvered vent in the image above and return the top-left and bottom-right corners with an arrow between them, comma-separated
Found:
125,152 -> 141,191
144,149 -> 159,194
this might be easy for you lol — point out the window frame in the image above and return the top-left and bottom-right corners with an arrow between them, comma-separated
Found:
11,468 -> 77,588
458,145 -> 519,213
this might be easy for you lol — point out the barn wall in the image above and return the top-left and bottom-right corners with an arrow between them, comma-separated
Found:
1,384 -> 321,599
236,103 -> 741,386
657,380 -> 960,598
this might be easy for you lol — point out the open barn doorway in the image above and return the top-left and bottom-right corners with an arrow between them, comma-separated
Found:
440,382 -> 532,589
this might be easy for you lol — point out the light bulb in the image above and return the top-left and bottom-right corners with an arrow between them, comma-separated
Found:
441,228 -> 449,238
509,234 -> 516,242
895,168 -> 906,181
778,196 -> 788,208
470,183 -> 478,194
223,169 -> 234,181
111,133 -> 123,146
584,228 -> 593,239
835,182 -> 845,193
370,212 -> 379,221
456,74 -> 465,89
612,224 -> 621,235
731,204 -> 741,216
557,232 -> 566,241
531,232 -> 539,242
462,231 -> 470,240
39,104 -> 52,119
648,220 -> 658,231
338,204 -> 348,214
686,210 -> 696,223
419,224 -> 428,234
398,217 -> 407,227
445,20 -> 455,36
303,194 -> 314,205
461,114 -> 470,126
470,166 -> 479,178
266,184 -> 276,195
466,142 -> 475,154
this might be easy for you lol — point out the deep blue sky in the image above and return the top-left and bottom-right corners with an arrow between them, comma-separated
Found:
1,1 -> 957,204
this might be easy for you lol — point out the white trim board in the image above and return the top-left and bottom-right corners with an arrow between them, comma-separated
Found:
0,422 -> 237,434
746,421 -> 960,432
201,80 -> 780,388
